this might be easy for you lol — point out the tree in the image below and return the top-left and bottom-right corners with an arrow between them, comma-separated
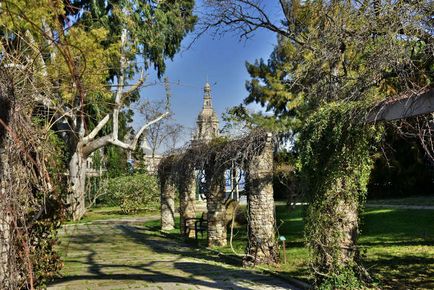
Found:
1,0 -> 197,220
138,98 -> 185,156
201,0 -> 433,287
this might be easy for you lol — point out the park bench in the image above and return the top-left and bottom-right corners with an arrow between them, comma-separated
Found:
184,212 -> 207,240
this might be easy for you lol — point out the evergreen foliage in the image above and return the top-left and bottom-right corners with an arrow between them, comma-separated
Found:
0,0 -> 197,287
298,102 -> 382,286
106,173 -> 160,214
238,0 -> 433,287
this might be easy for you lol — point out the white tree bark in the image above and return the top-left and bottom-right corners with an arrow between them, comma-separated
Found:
67,152 -> 87,221
67,29 -> 170,220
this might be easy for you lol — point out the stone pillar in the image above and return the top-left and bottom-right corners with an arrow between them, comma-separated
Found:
0,93 -> 12,287
179,171 -> 196,236
0,147 -> 11,287
206,167 -> 227,247
160,175 -> 176,231
245,133 -> 278,265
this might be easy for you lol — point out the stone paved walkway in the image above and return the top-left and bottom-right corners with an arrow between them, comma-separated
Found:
49,221 -> 300,290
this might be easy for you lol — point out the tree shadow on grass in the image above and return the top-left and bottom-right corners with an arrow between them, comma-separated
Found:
360,208 -> 434,242
364,253 -> 434,289
50,224 -> 297,289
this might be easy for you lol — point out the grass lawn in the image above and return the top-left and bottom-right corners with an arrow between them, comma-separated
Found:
367,195 -> 434,206
144,204 -> 433,289
67,206 -> 159,224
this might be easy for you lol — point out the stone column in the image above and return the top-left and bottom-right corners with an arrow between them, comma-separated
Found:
0,147 -> 11,287
0,93 -> 12,287
160,174 -> 176,231
206,167 -> 227,247
245,133 -> 278,265
179,171 -> 196,236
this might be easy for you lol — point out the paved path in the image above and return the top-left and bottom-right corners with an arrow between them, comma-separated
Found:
49,221 -> 300,290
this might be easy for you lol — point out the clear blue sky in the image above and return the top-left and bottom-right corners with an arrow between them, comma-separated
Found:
134,2 -> 279,150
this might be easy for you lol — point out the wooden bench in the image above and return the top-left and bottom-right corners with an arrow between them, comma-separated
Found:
184,212 -> 207,240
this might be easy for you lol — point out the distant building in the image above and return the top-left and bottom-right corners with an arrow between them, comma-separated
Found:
139,138 -> 162,175
192,82 -> 221,201
192,82 -> 219,143
191,82 -> 246,203
86,148 -> 107,177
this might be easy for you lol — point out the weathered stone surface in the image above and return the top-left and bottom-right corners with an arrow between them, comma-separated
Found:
206,169 -> 227,247
0,146 -> 11,287
0,93 -> 12,287
245,133 -> 279,265
160,177 -> 176,231
179,171 -> 196,236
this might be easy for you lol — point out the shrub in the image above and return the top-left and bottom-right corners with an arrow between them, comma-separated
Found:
106,173 -> 159,214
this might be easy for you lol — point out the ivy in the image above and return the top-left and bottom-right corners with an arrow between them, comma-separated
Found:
298,102 -> 383,288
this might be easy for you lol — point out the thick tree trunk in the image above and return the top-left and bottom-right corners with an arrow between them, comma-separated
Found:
179,172 -> 196,236
307,180 -> 360,280
206,169 -> 227,247
160,176 -> 176,231
245,133 -> 278,265
67,151 -> 87,221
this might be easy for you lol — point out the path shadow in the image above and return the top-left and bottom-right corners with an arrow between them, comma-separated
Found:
50,223 -> 296,289
364,253 -> 434,289
119,224 -> 244,267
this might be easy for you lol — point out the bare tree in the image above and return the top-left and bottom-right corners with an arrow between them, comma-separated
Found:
67,29 -> 170,220
197,0 -> 294,41
139,99 -> 185,156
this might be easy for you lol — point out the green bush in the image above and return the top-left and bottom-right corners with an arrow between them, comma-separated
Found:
106,173 -> 159,214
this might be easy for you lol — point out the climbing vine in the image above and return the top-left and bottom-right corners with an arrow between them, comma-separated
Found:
298,102 -> 383,288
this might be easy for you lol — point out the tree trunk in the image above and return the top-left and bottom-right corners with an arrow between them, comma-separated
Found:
307,179 -> 360,281
179,171 -> 196,236
67,151 -> 87,221
245,133 -> 278,266
160,176 -> 176,231
206,169 -> 227,247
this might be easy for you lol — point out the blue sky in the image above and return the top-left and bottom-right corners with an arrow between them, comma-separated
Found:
134,2 -> 280,150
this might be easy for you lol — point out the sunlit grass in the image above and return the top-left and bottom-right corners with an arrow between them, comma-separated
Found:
143,203 -> 433,288
67,206 -> 159,224
73,199 -> 433,289
367,195 -> 434,206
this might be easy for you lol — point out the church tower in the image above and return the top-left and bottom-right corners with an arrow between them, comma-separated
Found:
193,82 -> 219,143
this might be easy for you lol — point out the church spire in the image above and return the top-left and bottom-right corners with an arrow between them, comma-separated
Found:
193,82 -> 219,143
203,82 -> 212,108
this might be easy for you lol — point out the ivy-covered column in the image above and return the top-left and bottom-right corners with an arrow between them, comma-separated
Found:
179,170 -> 196,236
300,104 -> 379,287
206,165 -> 227,247
305,181 -> 361,279
244,133 -> 278,265
159,160 -> 176,231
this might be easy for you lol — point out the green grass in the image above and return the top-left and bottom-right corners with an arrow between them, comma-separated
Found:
359,208 -> 434,289
77,202 -> 433,288
145,204 -> 434,289
367,195 -> 434,206
67,206 -> 159,224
